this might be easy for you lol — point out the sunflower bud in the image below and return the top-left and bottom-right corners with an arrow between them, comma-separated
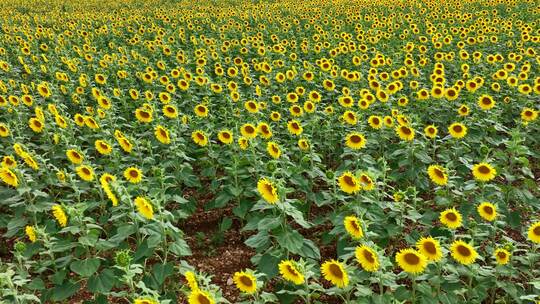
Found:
114,249 -> 132,267
14,241 -> 26,253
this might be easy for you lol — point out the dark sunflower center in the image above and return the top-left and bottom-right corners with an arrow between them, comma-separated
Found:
245,126 -> 254,133
482,97 -> 491,105
129,170 -> 138,178
363,250 -> 375,263
533,226 -> 540,236
286,265 -> 298,276
497,252 -> 507,259
343,175 -> 356,187
350,135 -> 361,143
373,118 -> 380,125
239,275 -> 253,287
222,132 -> 230,139
448,90 -> 455,97
401,126 -> 411,135
457,245 -> 471,257
198,294 -> 210,304
140,111 -> 150,119
34,121 -> 42,127
453,125 -> 463,132
525,110 -> 532,117
404,252 -> 420,265
350,220 -> 359,232
446,212 -> 458,221
423,242 -> 437,254
82,168 -> 90,175
249,102 -> 256,109
434,168 -> 445,179
478,165 -> 491,174
264,183 -> 274,195
483,206 -> 494,215
328,264 -> 344,278
196,133 -> 205,140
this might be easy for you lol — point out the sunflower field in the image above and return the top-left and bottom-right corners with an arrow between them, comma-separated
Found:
0,0 -> 539,303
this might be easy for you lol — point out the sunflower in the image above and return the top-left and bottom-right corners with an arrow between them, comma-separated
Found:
257,178 -> 279,204
345,132 -> 366,149
238,137 -> 249,150
448,122 -> 467,139
194,104 -> 209,117
278,260 -> 304,285
163,105 -> 178,118
521,107 -> 538,122
25,225 -> 37,242
0,167 -> 18,187
298,139 -> 309,150
258,123 -> 273,139
342,111 -> 357,125
0,123 -> 9,137
450,240 -> 478,265
395,248 -> 427,274
344,215 -> 363,239
1,155 -> 16,169
440,208 -> 462,229
477,95 -> 495,110
155,125 -> 171,144
192,130 -> 208,147
416,237 -> 442,262
218,130 -> 233,144
359,173 -> 374,191
368,115 -> 383,129
84,116 -> 100,129
124,167 -> 143,184
321,260 -> 349,288
527,222 -> 540,243
188,290 -> 215,304
118,137 -> 133,153
355,245 -> 380,272
95,140 -> 112,155
66,149 -> 84,164
477,202 -> 497,221
493,248 -> 510,265
233,271 -> 257,294
427,165 -> 448,186
396,125 -> 415,141
472,162 -> 497,182
52,204 -> 67,227
29,117 -> 44,133
134,197 -> 154,220
338,171 -> 361,194
267,142 -> 281,159
287,120 -> 303,136
76,165 -> 94,182
37,82 -> 52,98
135,108 -> 153,123
240,123 -> 258,139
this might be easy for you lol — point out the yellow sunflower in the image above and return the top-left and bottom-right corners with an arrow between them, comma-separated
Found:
416,237 -> 442,262
345,132 -> 366,150
472,162 -> 497,182
477,94 -> 495,110
321,260 -> 349,288
267,141 -> 281,159
355,245 -> 380,272
396,125 -> 415,141
477,202 -> 497,221
427,165 -> 448,186
240,123 -> 258,139
424,125 -> 438,139
66,149 -> 84,165
194,104 -> 209,117
298,139 -> 310,151
521,107 -> 538,122
395,248 -> 427,274
278,260 -> 304,285
155,125 -> 171,144
218,130 -> 234,144
440,208 -> 462,229
95,140 -> 112,155
184,271 -> 198,291
257,178 -> 279,204
29,117 -> 44,133
338,171 -> 361,194
527,222 -> 540,243
76,165 -> 94,182
0,167 -> 19,187
188,290 -> 215,304
135,108 -> 153,123
0,123 -> 10,137
359,173 -> 374,191
344,215 -> 364,239
493,248 -> 510,265
450,240 -> 478,265
233,271 -> 257,294
1,155 -> 16,169
124,167 -> 143,184
133,298 -> 157,304
52,204 -> 67,227
448,123 -> 467,139
192,130 -> 208,147
368,115 -> 383,129
287,120 -> 303,136
25,225 -> 37,243
163,105 -> 178,118
134,197 -> 154,220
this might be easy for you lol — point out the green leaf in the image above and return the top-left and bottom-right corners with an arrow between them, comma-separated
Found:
169,238 -> 192,256
51,281 -> 80,301
70,258 -> 101,277
276,229 -> 304,254
88,269 -> 116,294
257,253 -> 281,278
152,263 -> 175,286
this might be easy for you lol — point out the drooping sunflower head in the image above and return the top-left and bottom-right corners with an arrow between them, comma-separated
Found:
257,178 -> 279,204
135,108 -> 153,123
133,298 -> 158,304
396,125 -> 415,141
416,237 -> 442,262
0,167 -> 19,188
76,165 -> 94,182
493,248 -> 510,265
95,140 -> 112,155
477,202 -> 497,221
450,240 -> 478,265
278,260 -> 304,285
395,248 -> 427,274
298,138 -> 309,151
359,173 -> 374,191
258,123 -> 272,139
472,162 -> 497,182
427,164 -> 448,186
155,125 -> 171,144
338,171 -> 361,194
218,130 -> 234,144
191,130 -> 209,147
66,149 -> 84,165
439,207 -> 462,229
320,260 -> 349,288
343,215 -> 364,239
187,289 -> 215,304
134,196 -> 154,220
232,271 -> 257,294
266,141 -> 281,159
355,245 -> 380,272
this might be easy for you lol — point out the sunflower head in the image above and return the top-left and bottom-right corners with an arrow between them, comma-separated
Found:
416,237 -> 442,262
439,208 -> 462,229
355,245 -> 380,272
257,178 -> 279,204
395,248 -> 427,274
321,260 -> 349,288
450,240 -> 478,265
344,216 -> 364,239
278,260 -> 304,285
527,222 -> 540,244
338,171 -> 361,194
472,162 -> 497,182
232,271 -> 257,294
493,248 -> 510,265
477,202 -> 497,221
